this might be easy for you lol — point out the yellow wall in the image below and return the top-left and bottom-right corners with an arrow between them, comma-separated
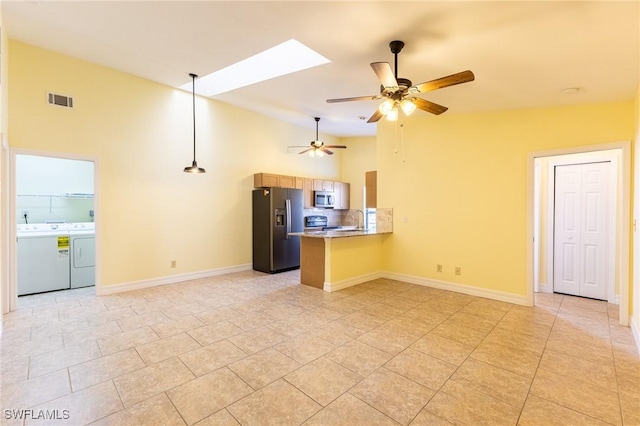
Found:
326,234 -> 386,283
377,103 -> 635,296
7,40 -> 343,287
339,136 -> 376,210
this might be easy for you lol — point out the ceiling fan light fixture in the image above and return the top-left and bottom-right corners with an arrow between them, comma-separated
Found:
400,99 -> 417,116
378,99 -> 395,115
183,73 -> 206,174
386,107 -> 399,121
289,117 -> 347,156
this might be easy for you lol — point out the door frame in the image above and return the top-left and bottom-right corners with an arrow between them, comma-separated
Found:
527,141 -> 630,326
547,157 -> 617,302
3,148 -> 101,313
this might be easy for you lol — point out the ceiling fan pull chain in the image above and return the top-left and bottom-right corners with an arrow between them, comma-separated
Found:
400,123 -> 406,163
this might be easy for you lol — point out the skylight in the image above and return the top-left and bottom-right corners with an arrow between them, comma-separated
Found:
180,39 -> 330,96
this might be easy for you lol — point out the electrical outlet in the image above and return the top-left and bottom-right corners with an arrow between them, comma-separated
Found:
436,264 -> 443,273
455,267 -> 462,275
171,260 -> 177,268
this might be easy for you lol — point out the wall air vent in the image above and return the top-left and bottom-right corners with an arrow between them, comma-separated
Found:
47,92 -> 74,108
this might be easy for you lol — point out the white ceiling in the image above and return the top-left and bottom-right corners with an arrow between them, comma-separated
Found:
2,1 -> 639,137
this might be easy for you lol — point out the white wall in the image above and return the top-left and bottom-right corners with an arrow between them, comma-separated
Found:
16,154 -> 94,195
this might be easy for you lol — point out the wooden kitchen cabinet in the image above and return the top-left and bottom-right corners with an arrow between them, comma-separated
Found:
278,175 -> 296,189
313,179 -> 334,191
303,178 -> 315,208
255,173 -> 349,210
365,171 -> 377,208
254,173 -> 279,188
254,173 -> 297,189
333,181 -> 350,210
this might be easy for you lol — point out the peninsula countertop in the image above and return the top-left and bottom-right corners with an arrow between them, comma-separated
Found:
289,228 -> 392,239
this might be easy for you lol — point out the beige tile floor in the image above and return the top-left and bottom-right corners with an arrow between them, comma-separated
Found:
1,270 -> 639,425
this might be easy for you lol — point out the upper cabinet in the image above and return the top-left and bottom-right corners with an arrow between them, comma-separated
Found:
365,171 -> 377,208
254,173 -> 297,189
334,181 -> 350,210
303,178 -> 315,209
254,173 -> 350,210
313,180 -> 334,192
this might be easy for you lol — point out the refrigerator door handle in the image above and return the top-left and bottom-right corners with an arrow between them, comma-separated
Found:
285,199 -> 291,240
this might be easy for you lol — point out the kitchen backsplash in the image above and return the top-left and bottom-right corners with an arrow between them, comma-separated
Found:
303,207 -> 389,229
303,208 -> 349,227
375,208 -> 393,232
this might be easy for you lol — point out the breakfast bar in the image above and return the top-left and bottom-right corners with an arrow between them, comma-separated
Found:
290,208 -> 393,292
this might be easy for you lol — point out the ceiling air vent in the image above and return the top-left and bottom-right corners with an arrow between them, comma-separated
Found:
47,92 -> 74,108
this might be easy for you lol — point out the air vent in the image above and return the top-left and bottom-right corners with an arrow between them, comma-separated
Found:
47,92 -> 74,108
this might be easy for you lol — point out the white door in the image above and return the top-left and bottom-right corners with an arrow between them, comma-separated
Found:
553,162 -> 609,299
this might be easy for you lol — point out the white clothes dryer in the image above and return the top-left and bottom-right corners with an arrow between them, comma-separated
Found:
69,222 -> 95,289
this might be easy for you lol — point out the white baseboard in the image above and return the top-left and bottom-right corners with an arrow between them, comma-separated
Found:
322,269 -> 529,306
631,315 -> 640,355
382,272 -> 531,306
96,263 -> 252,295
323,271 -> 384,292
537,282 -> 552,294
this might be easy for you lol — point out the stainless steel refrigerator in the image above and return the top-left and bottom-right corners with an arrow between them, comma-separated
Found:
252,188 -> 303,273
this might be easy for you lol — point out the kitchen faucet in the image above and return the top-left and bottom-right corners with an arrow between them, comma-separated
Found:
351,209 -> 365,230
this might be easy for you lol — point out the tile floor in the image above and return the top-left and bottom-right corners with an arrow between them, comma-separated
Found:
1,270 -> 639,425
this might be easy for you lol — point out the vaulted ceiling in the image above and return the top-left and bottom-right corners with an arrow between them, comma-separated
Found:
2,1 -> 638,137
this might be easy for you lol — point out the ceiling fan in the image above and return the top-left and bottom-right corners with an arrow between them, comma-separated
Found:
289,117 -> 347,156
327,40 -> 475,123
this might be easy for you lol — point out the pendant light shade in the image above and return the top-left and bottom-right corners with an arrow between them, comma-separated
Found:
184,73 -> 206,174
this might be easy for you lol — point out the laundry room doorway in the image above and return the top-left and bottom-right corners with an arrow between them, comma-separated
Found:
528,142 -> 630,326
6,150 -> 99,312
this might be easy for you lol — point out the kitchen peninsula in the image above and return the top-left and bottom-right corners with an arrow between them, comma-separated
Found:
291,208 -> 393,292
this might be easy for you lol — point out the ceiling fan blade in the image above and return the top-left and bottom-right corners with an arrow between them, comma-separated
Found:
367,109 -> 383,123
320,147 -> 334,155
371,62 -> 398,90
325,145 -> 347,149
327,95 -> 381,103
298,148 -> 314,154
412,98 -> 448,115
412,70 -> 475,94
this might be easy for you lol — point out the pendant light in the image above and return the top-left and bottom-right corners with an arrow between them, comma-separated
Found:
183,73 -> 206,173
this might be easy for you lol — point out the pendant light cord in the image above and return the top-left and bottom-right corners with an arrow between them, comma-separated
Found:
191,73 -> 197,163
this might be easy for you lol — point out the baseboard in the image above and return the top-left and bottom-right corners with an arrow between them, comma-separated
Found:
313,269 -> 531,306
323,271 -> 384,292
382,271 -> 531,306
537,282 -> 552,294
96,263 -> 253,295
631,315 -> 640,355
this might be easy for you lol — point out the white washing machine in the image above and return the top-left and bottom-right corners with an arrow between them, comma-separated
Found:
69,222 -> 95,288
17,223 -> 70,295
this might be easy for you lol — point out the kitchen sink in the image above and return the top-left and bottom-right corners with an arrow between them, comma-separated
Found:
334,227 -> 365,232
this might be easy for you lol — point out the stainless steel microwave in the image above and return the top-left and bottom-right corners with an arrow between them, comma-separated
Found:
314,191 -> 335,208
